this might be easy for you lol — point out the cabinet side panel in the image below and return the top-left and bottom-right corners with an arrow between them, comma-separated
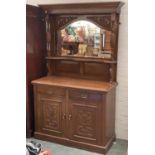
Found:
103,88 -> 116,145
33,85 -> 41,132
26,4 -> 47,137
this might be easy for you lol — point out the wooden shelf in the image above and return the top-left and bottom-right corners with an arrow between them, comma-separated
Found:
32,76 -> 117,92
46,56 -> 117,64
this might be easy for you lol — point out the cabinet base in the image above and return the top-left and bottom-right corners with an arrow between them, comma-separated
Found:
34,132 -> 115,154
26,129 -> 33,138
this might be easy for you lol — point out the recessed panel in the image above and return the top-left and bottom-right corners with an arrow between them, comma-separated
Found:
55,60 -> 80,73
84,62 -> 110,81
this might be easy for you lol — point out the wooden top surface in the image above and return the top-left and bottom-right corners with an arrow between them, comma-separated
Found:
32,76 -> 117,92
39,2 -> 124,14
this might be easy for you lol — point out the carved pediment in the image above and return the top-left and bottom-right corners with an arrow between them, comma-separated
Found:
54,15 -> 112,31
55,16 -> 78,30
87,15 -> 112,31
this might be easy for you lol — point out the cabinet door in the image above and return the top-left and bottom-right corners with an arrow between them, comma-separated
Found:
35,93 -> 66,137
68,90 -> 102,145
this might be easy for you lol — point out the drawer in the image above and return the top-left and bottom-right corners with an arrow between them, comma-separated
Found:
69,89 -> 102,102
37,85 -> 65,98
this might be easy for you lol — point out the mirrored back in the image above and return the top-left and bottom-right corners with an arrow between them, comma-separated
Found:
57,20 -> 112,59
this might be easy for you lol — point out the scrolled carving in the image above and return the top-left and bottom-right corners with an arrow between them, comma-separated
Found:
111,13 -> 119,32
76,109 -> 95,138
87,15 -> 112,31
43,102 -> 60,130
110,14 -> 119,59
55,16 -> 77,30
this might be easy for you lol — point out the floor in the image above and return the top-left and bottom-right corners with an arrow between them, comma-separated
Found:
27,138 -> 128,155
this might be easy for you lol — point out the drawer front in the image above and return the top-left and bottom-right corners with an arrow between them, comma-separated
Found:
37,85 -> 65,99
69,89 -> 102,103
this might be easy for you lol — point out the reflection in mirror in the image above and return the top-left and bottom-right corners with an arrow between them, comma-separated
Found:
57,20 -> 112,59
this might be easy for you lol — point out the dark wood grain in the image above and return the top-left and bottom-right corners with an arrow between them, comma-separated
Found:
26,4 -> 46,137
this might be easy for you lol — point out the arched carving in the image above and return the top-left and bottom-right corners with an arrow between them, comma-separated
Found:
110,13 -> 119,59
87,15 -> 112,31
55,16 -> 78,30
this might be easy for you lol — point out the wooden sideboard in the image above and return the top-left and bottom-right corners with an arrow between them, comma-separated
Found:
32,76 -> 116,153
29,2 -> 124,154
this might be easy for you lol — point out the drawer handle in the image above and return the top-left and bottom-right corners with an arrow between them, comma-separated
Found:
48,91 -> 53,95
62,113 -> 66,120
68,114 -> 72,120
81,94 -> 88,99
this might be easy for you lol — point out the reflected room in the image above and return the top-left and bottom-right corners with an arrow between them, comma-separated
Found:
57,20 -> 112,59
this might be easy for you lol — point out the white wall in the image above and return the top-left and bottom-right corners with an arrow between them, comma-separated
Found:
26,0 -> 128,140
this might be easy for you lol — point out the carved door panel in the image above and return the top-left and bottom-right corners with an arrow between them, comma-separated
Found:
68,101 -> 101,145
36,94 -> 66,137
